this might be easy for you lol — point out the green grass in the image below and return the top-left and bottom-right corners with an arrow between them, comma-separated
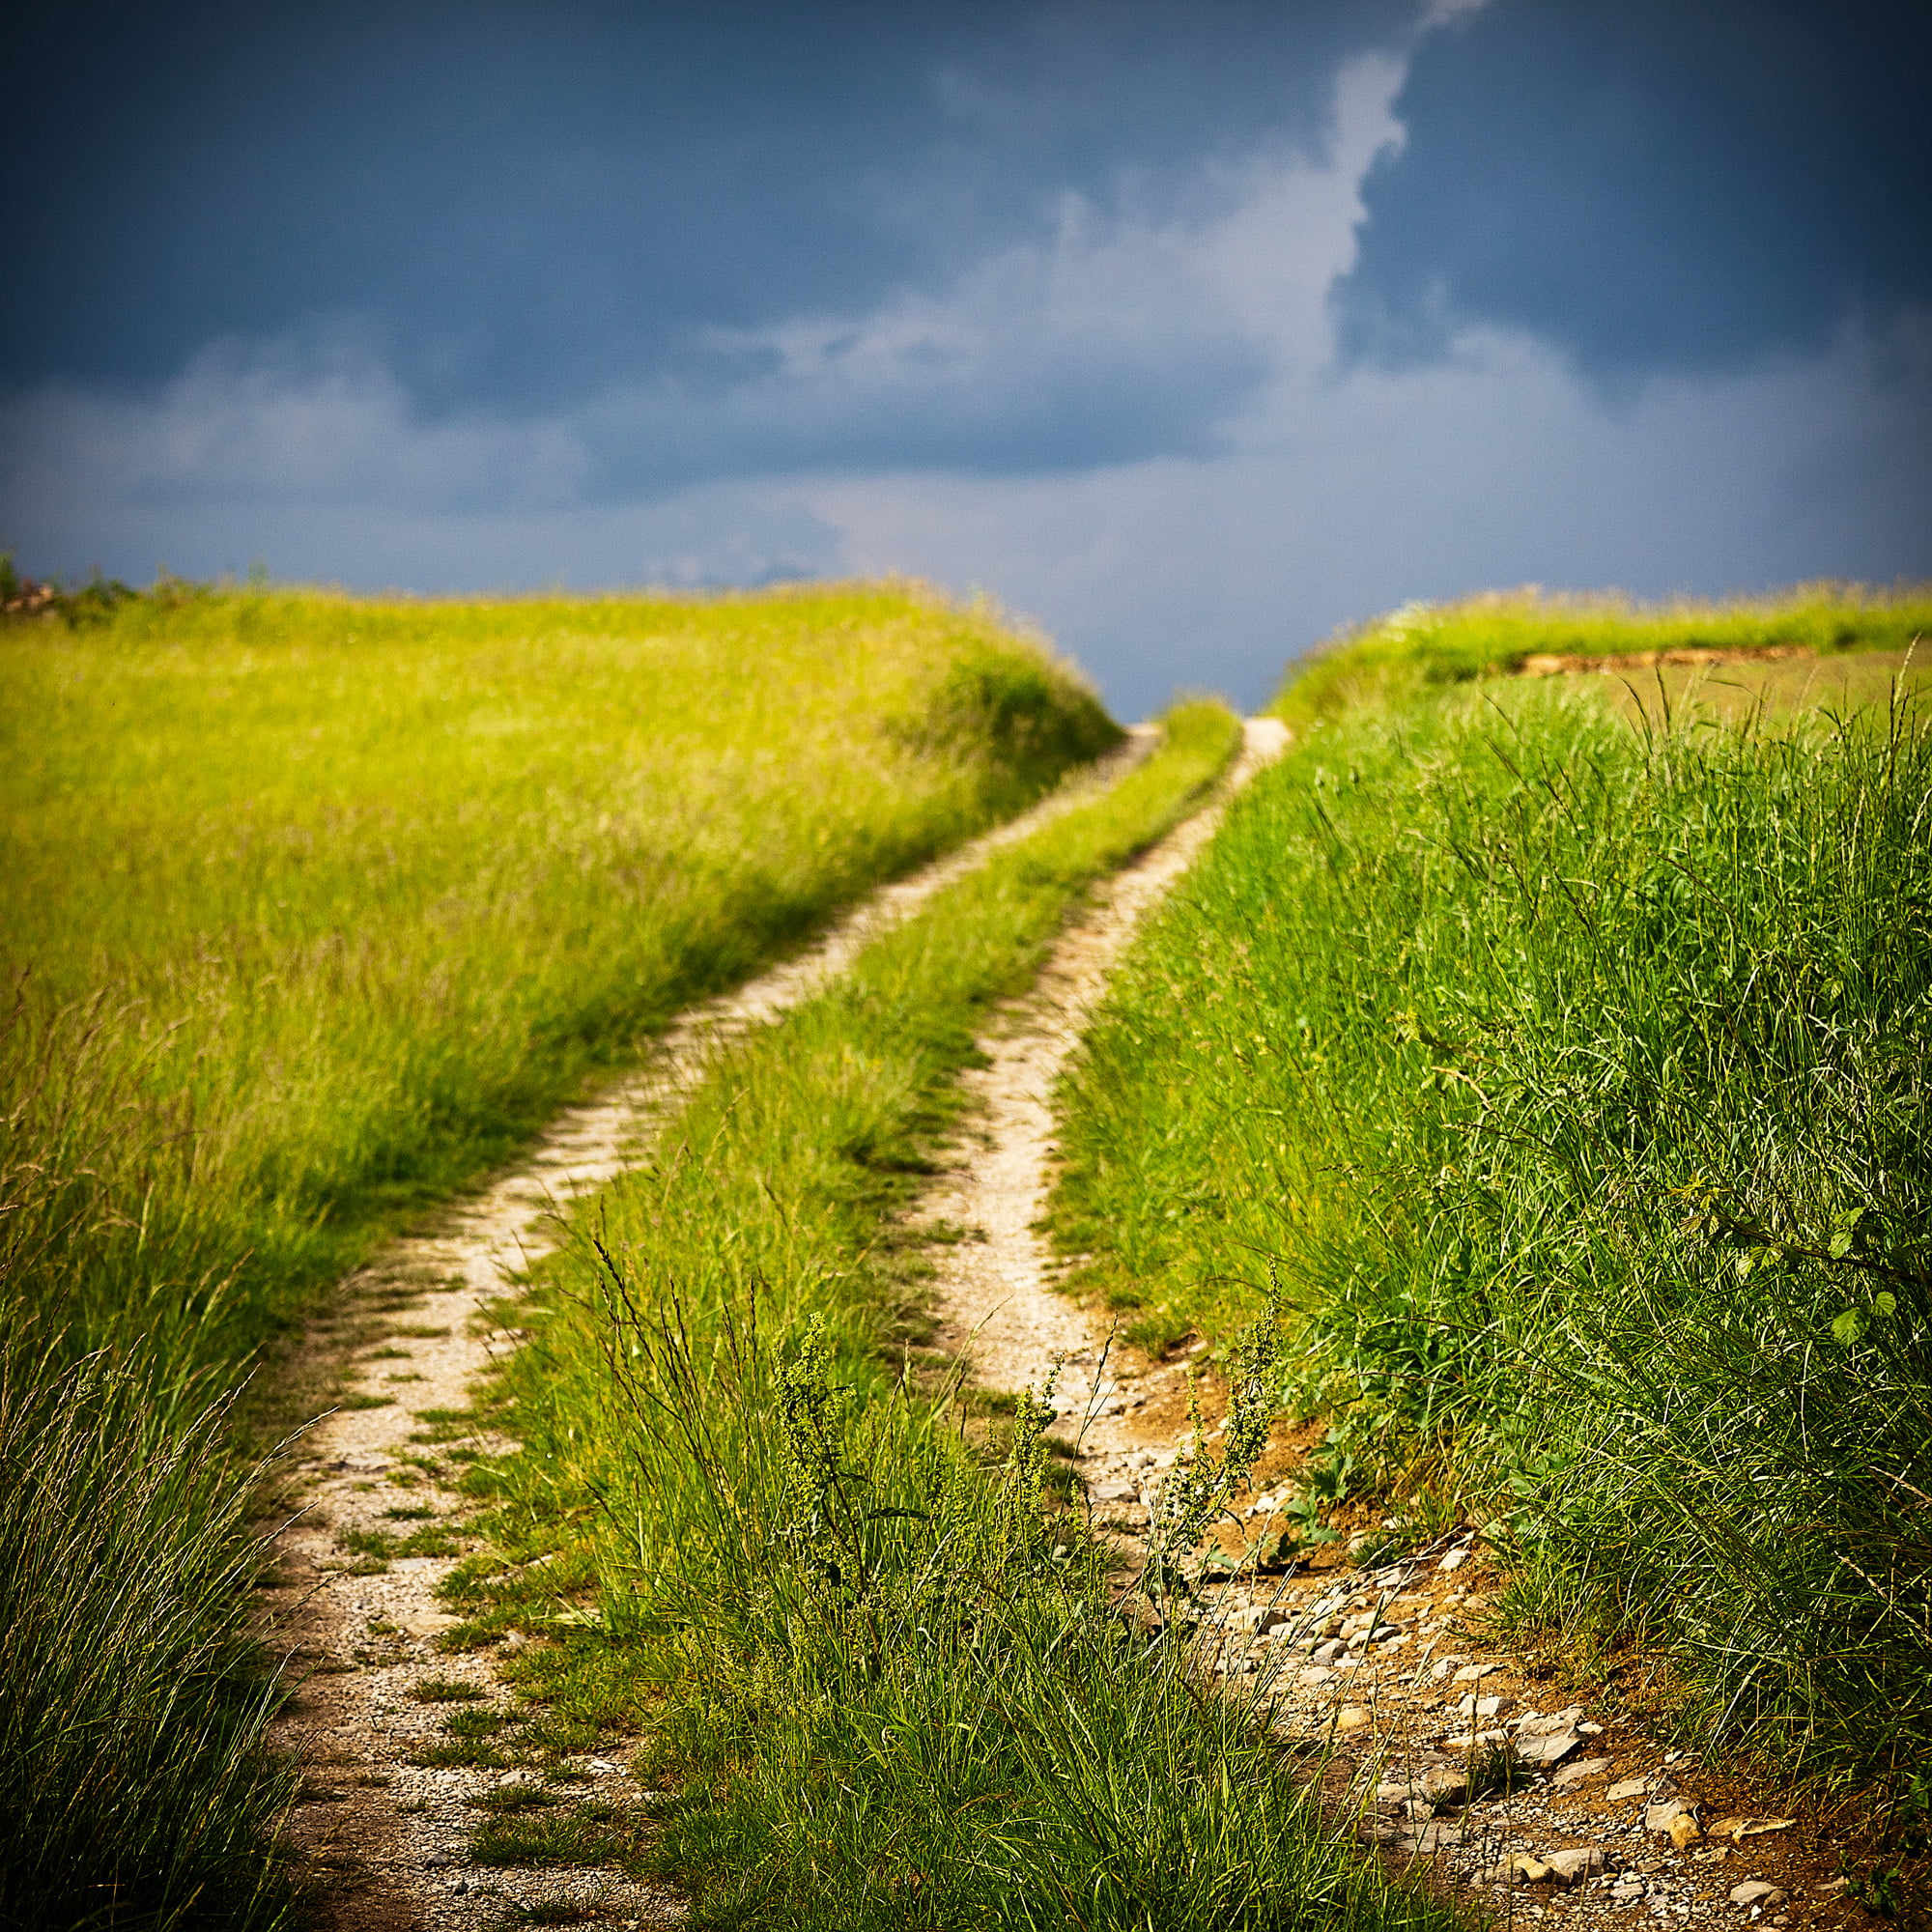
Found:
0,579 -> 1119,1932
2,579 -> 1117,1379
0,1353 -> 298,1928
435,703 -> 1460,1931
1052,622 -> 1932,1792
1278,580 -> 1932,729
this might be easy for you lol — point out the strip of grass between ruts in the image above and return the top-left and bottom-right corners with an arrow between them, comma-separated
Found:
1050,617 -> 1932,1800
1,582 -> 1120,1932
439,702 -> 1463,1932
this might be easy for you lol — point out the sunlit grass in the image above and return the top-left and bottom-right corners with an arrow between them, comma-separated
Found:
0,578 -> 1120,1930
1,579 -> 1117,1377
1277,579 -> 1932,727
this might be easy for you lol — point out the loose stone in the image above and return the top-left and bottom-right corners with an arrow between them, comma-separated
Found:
1544,1847 -> 1606,1885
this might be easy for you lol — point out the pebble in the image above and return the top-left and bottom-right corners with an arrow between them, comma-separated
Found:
1729,1882 -> 1785,1908
1499,1854 -> 1554,1885
1710,1816 -> 1798,1841
1519,1729 -> 1582,1769
1518,1706 -> 1584,1737
1453,1662 -> 1501,1684
1375,1766 -> 1467,1807
1335,1705 -> 1373,1733
1609,1777 -> 1651,1802
1552,1755 -> 1615,1788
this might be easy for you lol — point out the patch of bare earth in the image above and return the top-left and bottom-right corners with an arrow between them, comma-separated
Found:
258,734 -> 1155,1931
1515,643 -> 1815,677
909,715 -> 1869,1932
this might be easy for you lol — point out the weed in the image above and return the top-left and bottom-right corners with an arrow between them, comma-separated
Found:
413,1739 -> 509,1770
470,1785 -> 558,1814
1846,1769 -> 1932,1921
470,1803 -> 640,1869
1463,1740 -> 1531,1802
445,1708 -> 510,1737
412,1677 -> 489,1703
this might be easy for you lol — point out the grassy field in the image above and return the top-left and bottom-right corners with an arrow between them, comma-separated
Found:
1281,581 -> 1932,729
415,703 -> 1457,1932
0,580 -> 1119,1930
2,580 -> 1117,1378
1051,602 -> 1931,1795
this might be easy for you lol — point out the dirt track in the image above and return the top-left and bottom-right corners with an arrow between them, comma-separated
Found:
910,721 -> 1861,1932
265,705 -> 1860,1932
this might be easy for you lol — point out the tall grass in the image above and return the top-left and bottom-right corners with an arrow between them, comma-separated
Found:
1053,671 -> 1932,1789
0,1352 -> 294,1929
1279,581 -> 1932,728
445,705 -> 1456,1929
1,580 -> 1119,1929
0,1004 -> 298,1928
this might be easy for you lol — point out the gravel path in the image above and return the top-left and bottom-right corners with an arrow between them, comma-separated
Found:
260,734 -> 1155,1931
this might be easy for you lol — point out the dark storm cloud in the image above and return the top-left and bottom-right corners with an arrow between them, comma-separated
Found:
1336,0 -> 1932,383
4,0 -> 1410,429
5,0 -> 1927,715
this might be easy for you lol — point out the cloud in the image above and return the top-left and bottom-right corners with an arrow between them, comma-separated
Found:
1336,0 -> 1932,384
2,1 -> 1420,406
1,51 -> 1406,525
2,22 -> 1924,724
808,311 -> 1932,718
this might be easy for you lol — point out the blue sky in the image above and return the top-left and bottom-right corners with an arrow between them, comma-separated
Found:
5,0 -> 1927,716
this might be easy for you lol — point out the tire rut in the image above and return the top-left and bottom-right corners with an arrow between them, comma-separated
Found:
260,731 -> 1156,1931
